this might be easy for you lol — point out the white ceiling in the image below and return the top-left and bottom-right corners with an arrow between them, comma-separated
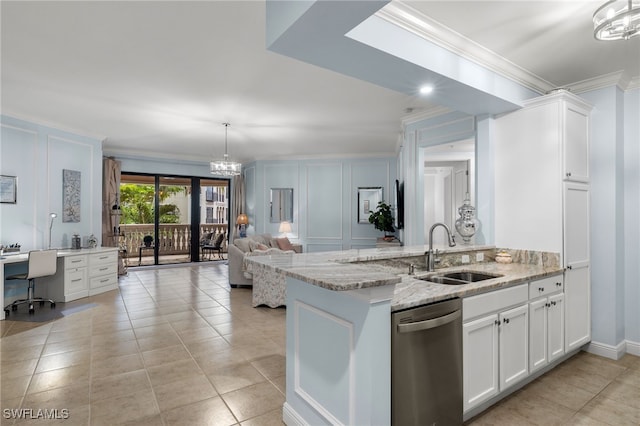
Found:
1,1 -> 638,165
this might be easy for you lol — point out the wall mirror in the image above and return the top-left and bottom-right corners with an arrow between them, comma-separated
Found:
424,138 -> 475,244
270,188 -> 293,223
357,187 -> 382,224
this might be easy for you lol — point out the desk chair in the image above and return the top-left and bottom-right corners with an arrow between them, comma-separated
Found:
4,249 -> 57,316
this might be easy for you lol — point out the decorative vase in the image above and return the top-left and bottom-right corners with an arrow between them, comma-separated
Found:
454,194 -> 479,244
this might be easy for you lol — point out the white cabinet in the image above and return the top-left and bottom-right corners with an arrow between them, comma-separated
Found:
48,254 -> 89,302
564,183 -> 591,351
88,251 -> 118,296
462,284 -> 529,412
495,90 -> 591,352
499,304 -> 529,390
529,275 -> 565,373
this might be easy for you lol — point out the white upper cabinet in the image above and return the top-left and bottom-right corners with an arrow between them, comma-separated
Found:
563,103 -> 590,183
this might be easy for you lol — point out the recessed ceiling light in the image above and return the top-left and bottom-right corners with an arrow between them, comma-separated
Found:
419,85 -> 434,95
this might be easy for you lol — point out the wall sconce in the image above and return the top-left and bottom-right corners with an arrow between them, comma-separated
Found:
236,213 -> 249,238
48,212 -> 57,249
279,221 -> 292,237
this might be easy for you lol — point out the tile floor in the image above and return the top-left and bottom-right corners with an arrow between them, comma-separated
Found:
0,263 -> 638,425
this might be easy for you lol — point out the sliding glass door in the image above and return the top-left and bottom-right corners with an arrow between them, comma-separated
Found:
119,173 -> 229,267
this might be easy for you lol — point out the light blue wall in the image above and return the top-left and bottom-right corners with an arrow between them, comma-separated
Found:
0,115 -> 103,251
581,86 -> 638,351
623,88 -> 640,346
243,157 -> 397,251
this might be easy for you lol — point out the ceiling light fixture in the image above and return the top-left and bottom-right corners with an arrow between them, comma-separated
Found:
593,0 -> 640,40
419,85 -> 434,95
210,122 -> 241,176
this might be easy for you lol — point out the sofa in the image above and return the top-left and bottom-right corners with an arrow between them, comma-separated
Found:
228,233 -> 302,307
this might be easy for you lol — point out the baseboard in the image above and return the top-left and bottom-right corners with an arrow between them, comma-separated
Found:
282,403 -> 305,426
586,340 -> 628,360
626,340 -> 640,356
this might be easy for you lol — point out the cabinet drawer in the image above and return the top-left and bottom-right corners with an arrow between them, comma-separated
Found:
91,251 -> 117,266
90,274 -> 117,290
65,268 -> 87,293
529,275 -> 563,300
89,263 -> 117,278
65,255 -> 87,269
463,284 -> 528,321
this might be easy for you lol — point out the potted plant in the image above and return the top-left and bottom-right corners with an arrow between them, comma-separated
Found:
368,201 -> 395,240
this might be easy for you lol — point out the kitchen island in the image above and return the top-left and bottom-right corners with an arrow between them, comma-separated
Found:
244,245 -> 566,425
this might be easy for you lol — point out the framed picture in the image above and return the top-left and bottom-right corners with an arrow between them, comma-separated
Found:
358,187 -> 382,224
0,175 -> 17,204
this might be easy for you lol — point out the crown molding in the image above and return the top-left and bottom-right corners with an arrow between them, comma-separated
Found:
401,105 -> 451,127
568,70 -> 637,94
378,2 -> 553,96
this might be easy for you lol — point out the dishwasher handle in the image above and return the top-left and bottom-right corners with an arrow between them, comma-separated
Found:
397,309 -> 461,333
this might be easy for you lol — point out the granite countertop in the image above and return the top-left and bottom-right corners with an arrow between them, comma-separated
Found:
243,244 -> 564,311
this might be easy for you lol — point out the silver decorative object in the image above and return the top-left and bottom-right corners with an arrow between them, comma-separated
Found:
455,194 -> 479,244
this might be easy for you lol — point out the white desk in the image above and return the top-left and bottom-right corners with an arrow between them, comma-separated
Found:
1,247 -> 118,320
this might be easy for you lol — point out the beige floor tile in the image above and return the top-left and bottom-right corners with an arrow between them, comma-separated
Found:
500,392 -> 575,425
599,380 -> 640,409
132,322 -> 175,339
35,349 -> 90,373
90,369 -> 150,402
161,396 -> 237,426
41,337 -> 91,357
141,344 -> 192,368
90,389 -> 159,426
564,412 -> 616,425
91,353 -> 144,379
465,402 -> 537,425
129,315 -> 167,329
0,333 -> 48,349
251,354 -> 285,380
21,380 -> 90,410
90,328 -> 136,346
580,394 -> 640,425
222,381 -> 285,422
271,375 -> 286,396
146,359 -> 203,387
522,372 -> 598,411
136,333 -> 182,352
0,345 -> 43,363
1,374 -> 32,401
91,339 -> 139,361
153,375 -> 218,412
175,325 -> 220,344
207,362 -> 267,394
1,359 -> 38,380
184,336 -> 232,357
27,365 -> 89,395
237,340 -> 284,361
240,408 -> 285,426
12,404 -> 89,426
616,367 -> 640,389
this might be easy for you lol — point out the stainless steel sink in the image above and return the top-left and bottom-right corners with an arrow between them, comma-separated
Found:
439,271 -> 503,282
417,271 -> 503,285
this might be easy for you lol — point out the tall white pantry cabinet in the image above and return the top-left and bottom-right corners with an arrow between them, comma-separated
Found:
494,90 -> 592,353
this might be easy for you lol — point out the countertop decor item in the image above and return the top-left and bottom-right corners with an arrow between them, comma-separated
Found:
87,234 -> 98,248
455,194 -> 479,244
496,251 -> 513,264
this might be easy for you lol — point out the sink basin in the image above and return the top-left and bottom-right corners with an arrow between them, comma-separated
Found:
439,271 -> 503,282
417,271 -> 503,285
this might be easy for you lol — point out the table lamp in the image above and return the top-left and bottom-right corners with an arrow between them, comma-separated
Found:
279,221 -> 292,237
236,214 -> 248,238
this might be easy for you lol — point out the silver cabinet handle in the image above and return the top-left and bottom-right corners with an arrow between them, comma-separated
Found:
397,310 -> 461,333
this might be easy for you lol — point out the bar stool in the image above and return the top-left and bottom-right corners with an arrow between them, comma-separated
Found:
4,249 -> 58,316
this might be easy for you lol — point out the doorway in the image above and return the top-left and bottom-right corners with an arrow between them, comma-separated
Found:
119,173 -> 230,267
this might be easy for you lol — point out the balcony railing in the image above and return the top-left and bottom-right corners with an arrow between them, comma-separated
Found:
118,223 -> 228,259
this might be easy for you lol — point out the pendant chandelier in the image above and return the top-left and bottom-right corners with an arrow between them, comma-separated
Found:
593,0 -> 640,40
210,122 -> 241,176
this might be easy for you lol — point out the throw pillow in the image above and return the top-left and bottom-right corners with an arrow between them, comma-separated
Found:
276,237 -> 295,251
248,240 -> 270,252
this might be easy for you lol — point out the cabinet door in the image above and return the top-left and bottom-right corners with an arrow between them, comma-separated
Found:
563,103 -> 590,183
564,183 -> 591,351
499,304 -> 528,390
463,314 -> 499,412
529,298 -> 548,373
565,264 -> 591,351
548,293 -> 565,362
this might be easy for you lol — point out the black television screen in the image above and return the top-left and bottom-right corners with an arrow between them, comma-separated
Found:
395,179 -> 404,229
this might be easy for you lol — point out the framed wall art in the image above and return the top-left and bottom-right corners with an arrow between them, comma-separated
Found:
357,187 -> 382,224
0,175 -> 17,204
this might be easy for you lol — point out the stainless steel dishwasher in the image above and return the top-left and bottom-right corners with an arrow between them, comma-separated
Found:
392,297 -> 462,425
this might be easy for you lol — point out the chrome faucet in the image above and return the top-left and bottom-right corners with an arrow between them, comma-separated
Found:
426,222 -> 456,271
